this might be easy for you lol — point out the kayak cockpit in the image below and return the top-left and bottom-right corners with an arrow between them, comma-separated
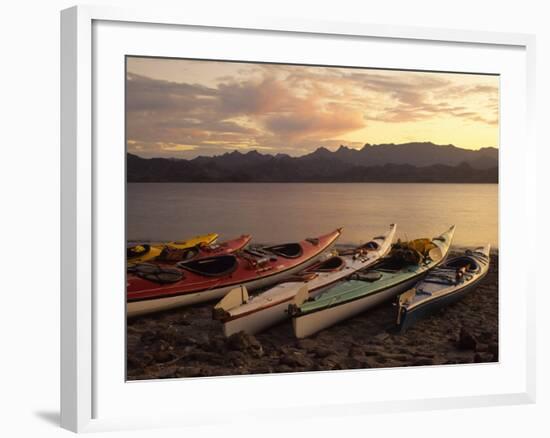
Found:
178,255 -> 238,277
443,257 -> 481,273
306,256 -> 345,273
422,256 -> 481,286
264,243 -> 303,258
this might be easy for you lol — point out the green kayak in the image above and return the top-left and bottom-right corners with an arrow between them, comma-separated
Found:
289,225 -> 456,338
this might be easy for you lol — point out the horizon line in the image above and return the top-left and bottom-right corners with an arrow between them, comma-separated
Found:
127,141 -> 499,161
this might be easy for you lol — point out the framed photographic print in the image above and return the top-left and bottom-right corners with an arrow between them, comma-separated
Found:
61,5 -> 536,433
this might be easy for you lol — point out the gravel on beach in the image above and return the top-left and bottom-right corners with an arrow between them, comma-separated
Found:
127,251 -> 498,380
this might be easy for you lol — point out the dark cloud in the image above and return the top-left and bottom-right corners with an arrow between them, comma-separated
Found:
126,73 -> 218,112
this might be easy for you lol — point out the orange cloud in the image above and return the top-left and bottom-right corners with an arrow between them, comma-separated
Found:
125,60 -> 499,158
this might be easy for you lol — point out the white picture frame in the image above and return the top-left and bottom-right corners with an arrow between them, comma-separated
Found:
60,4 -> 536,433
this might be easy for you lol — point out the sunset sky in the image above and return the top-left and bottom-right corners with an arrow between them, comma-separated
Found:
126,57 -> 499,159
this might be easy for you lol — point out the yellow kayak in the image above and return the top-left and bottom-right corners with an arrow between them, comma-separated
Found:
127,233 -> 219,264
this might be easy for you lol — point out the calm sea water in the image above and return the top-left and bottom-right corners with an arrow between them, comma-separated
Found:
127,183 -> 498,248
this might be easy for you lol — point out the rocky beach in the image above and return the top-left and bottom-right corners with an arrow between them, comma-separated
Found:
127,250 -> 498,380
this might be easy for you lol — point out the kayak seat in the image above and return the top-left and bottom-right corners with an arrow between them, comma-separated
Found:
306,256 -> 345,272
265,243 -> 303,259
127,244 -> 151,259
177,254 -> 238,277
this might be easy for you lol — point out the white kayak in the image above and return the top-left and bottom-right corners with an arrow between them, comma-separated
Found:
396,244 -> 491,331
213,224 -> 397,336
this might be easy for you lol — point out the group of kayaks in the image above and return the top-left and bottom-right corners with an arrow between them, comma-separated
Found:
126,225 -> 491,337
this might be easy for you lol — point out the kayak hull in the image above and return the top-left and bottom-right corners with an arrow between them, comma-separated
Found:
293,275 -> 421,339
222,298 -> 291,337
217,225 -> 397,337
128,266 -> 310,318
398,279 -> 484,332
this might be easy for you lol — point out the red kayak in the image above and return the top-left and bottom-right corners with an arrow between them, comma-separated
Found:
128,234 -> 252,267
127,229 -> 342,317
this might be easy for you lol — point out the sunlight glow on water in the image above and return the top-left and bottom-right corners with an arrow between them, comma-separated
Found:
127,183 -> 498,248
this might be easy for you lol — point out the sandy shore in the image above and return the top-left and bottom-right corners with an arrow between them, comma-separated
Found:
127,250 -> 498,380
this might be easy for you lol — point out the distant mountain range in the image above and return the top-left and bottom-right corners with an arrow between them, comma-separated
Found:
127,142 -> 498,183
